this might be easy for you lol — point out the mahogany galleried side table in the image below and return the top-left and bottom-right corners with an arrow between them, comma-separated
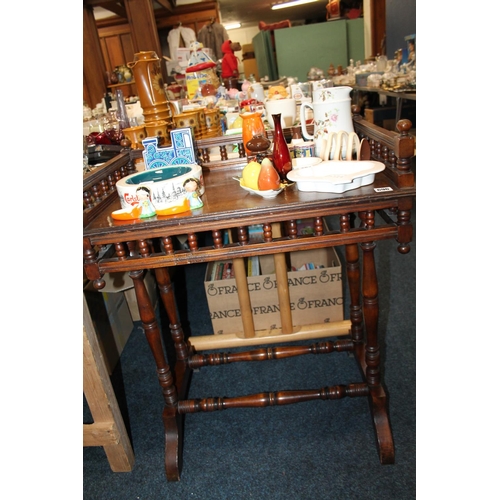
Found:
83,115 -> 416,481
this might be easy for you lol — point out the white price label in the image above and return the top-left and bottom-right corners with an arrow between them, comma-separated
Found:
374,187 -> 393,192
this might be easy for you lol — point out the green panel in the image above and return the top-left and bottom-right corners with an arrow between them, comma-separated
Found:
346,19 -> 365,63
274,21 -> 347,82
252,31 -> 278,81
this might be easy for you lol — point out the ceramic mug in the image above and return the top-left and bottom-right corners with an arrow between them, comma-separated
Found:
264,98 -> 297,129
294,141 -> 315,158
172,111 -> 199,139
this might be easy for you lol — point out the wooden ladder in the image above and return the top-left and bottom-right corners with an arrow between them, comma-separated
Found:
83,294 -> 134,472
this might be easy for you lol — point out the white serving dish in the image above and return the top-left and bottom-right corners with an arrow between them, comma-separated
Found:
291,157 -> 323,170
286,160 -> 385,194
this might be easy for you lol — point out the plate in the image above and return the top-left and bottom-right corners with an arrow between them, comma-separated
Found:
235,178 -> 284,198
286,160 -> 385,194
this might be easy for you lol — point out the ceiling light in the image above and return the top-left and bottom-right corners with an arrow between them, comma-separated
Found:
224,23 -> 241,30
272,0 -> 318,10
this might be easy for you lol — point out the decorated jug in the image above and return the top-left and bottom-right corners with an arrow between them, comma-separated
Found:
300,86 -> 354,159
127,51 -> 172,124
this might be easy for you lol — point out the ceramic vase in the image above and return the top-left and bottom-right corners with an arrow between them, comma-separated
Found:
240,111 -> 266,155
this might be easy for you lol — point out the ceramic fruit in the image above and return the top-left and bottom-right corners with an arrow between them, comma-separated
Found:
241,161 -> 261,190
258,158 -> 280,190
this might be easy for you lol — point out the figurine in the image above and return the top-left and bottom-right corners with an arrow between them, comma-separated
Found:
407,39 -> 416,68
221,40 -> 241,89
136,186 -> 156,218
110,185 -> 156,221
183,178 -> 203,209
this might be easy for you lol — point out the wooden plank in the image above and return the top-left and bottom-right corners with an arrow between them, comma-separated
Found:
83,422 -> 119,447
104,35 -> 126,70
190,320 -> 352,351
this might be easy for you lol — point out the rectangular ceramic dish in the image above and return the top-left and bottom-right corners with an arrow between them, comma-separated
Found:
286,160 -> 386,194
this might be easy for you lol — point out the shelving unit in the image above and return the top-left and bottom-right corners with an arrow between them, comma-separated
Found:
107,81 -> 135,89
106,81 -> 137,98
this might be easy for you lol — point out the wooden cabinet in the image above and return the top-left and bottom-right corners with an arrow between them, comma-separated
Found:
84,1 -> 220,108
98,26 -> 138,98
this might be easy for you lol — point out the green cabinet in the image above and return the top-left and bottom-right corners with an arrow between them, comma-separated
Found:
252,30 -> 279,82
274,19 -> 364,82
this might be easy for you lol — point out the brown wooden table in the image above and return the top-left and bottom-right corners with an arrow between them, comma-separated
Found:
351,86 -> 416,130
83,114 -> 416,481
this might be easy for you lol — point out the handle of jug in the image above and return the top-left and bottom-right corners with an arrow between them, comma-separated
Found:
300,102 -> 314,140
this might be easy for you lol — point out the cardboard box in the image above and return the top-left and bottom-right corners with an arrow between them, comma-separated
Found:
204,247 -> 343,335
84,279 -> 134,374
176,47 -> 191,68
243,59 -> 259,81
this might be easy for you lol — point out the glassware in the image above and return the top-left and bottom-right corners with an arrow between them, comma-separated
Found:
115,89 -> 130,129
271,113 -> 292,182
104,109 -> 123,145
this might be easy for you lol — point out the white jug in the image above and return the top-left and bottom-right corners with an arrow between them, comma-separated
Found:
248,82 -> 265,102
300,86 -> 354,159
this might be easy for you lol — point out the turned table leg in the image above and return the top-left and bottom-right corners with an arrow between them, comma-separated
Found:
359,211 -> 395,465
129,269 -> 183,481
154,266 -> 193,480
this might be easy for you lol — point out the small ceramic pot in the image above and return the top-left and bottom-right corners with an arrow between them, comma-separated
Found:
145,120 -> 169,146
122,125 -> 146,150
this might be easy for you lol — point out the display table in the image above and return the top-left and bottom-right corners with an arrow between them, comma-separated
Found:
83,113 -> 415,481
352,86 -> 416,129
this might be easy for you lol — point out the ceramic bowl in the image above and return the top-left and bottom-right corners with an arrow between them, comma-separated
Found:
116,164 -> 204,212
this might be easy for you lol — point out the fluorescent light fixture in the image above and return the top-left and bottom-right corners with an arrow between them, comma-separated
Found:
224,23 -> 241,30
272,0 -> 318,10
175,0 -> 203,5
